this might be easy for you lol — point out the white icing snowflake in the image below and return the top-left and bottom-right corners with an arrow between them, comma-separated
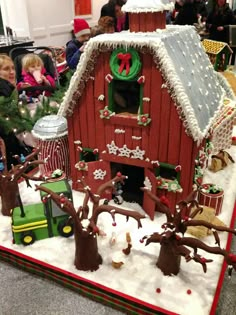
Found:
132,136 -> 142,140
131,146 -> 145,160
144,177 -> 152,190
98,94 -> 105,101
107,141 -> 118,155
74,140 -> 81,145
142,97 -> 150,102
93,169 -> 107,180
114,129 -> 125,134
118,144 -> 131,157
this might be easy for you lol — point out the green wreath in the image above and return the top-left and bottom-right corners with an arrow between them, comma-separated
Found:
110,48 -> 141,80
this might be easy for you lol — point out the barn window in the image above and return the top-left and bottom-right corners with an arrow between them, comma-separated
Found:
155,163 -> 180,182
155,163 -> 182,193
108,47 -> 143,116
109,79 -> 143,115
80,148 -> 99,163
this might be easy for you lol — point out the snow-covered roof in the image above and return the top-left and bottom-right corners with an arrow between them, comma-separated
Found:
122,0 -> 175,13
58,25 -> 235,143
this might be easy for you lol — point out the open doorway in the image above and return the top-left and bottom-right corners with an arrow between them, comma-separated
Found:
111,162 -> 144,205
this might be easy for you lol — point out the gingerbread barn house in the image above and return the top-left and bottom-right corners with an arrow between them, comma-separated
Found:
58,0 -> 236,219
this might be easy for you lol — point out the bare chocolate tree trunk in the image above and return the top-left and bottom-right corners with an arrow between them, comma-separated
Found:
74,232 -> 102,271
0,181 -> 20,216
157,242 -> 181,276
0,144 -> 43,216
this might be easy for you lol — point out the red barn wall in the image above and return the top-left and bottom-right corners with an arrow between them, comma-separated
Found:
69,51 -> 200,203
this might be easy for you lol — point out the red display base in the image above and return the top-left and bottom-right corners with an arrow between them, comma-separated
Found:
0,202 -> 235,315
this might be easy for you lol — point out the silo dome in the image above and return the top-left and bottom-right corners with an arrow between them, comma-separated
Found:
32,115 -> 68,140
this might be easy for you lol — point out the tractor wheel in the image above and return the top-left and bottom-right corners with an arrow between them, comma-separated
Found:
20,231 -> 35,246
58,220 -> 74,238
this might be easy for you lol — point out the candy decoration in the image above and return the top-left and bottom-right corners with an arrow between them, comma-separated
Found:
137,75 -> 145,84
175,165 -> 182,172
105,74 -> 113,83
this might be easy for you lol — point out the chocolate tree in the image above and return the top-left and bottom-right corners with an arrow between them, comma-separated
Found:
141,187 -> 236,276
36,174 -> 146,271
0,138 -> 44,216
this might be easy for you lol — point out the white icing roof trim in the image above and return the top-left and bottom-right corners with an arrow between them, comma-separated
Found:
58,26 -> 233,143
122,0 -> 175,12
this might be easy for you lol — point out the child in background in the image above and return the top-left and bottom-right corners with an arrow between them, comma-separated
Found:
66,18 -> 91,70
17,54 -> 56,97
0,54 -> 35,170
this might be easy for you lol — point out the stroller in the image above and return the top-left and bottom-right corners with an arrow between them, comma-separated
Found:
9,46 -> 60,97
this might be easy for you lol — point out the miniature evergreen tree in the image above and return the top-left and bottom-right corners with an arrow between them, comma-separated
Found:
32,95 -> 59,124
0,95 -> 59,135
0,97 -> 33,134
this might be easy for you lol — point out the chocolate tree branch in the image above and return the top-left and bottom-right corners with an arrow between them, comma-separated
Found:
79,175 -> 129,215
189,206 -> 203,219
91,204 -> 146,228
97,175 -> 127,197
183,219 -> 236,235
35,184 -> 83,232
142,232 -> 163,246
140,187 -> 172,221
178,237 -> 227,256
78,178 -> 100,205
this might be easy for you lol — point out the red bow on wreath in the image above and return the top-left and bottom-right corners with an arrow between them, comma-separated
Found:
117,53 -> 131,75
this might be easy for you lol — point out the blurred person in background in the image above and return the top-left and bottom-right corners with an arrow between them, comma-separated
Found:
100,0 -> 129,31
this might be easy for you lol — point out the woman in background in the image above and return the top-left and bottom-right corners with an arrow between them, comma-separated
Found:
174,0 -> 198,25
0,55 -> 34,170
206,0 -> 236,64
90,16 -> 115,37
206,0 -> 235,43
100,0 -> 129,32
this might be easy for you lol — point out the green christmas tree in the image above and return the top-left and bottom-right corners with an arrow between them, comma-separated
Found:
0,70 -> 73,135
0,95 -> 59,135
0,95 -> 32,134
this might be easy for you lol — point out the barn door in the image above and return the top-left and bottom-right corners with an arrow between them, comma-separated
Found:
143,168 -> 157,220
86,161 -> 112,199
